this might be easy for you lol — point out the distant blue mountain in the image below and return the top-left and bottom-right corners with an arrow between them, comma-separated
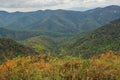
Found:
0,5 -> 120,39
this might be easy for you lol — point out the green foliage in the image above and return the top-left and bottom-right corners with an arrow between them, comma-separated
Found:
23,36 -> 59,54
61,18 -> 120,58
0,38 -> 35,62
0,27 -> 76,41
33,45 -> 46,53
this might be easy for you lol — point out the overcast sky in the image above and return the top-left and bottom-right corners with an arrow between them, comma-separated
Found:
0,0 -> 120,12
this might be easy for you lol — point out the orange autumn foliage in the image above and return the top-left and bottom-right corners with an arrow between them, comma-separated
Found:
0,50 -> 120,80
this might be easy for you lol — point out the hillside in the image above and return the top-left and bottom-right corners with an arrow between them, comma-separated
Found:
0,27 -> 41,40
0,5 -> 120,34
0,38 -> 35,62
0,27 -> 77,41
62,18 -> 120,58
23,36 -> 59,53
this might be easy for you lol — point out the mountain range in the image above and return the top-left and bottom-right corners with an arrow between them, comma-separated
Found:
0,5 -> 120,59
0,5 -> 120,36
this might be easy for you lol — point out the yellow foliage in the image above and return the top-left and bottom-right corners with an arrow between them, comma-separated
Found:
0,50 -> 120,80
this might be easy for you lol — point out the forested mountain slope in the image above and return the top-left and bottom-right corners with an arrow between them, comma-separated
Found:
62,18 -> 120,57
0,5 -> 120,34
0,38 -> 35,62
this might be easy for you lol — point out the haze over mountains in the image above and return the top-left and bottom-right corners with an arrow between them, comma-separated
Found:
0,5 -> 120,34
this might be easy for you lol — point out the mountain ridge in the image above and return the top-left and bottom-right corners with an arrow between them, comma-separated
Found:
0,5 -> 120,34
61,18 -> 120,58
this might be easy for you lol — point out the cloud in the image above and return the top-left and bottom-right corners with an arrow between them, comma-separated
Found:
0,0 -> 119,12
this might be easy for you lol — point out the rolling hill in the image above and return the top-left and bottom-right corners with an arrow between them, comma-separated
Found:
61,18 -> 120,58
0,38 -> 35,62
23,36 -> 58,54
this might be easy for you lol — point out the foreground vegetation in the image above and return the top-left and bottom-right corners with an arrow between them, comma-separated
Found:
0,50 -> 120,80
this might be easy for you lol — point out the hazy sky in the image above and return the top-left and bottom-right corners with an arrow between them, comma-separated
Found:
0,0 -> 120,12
